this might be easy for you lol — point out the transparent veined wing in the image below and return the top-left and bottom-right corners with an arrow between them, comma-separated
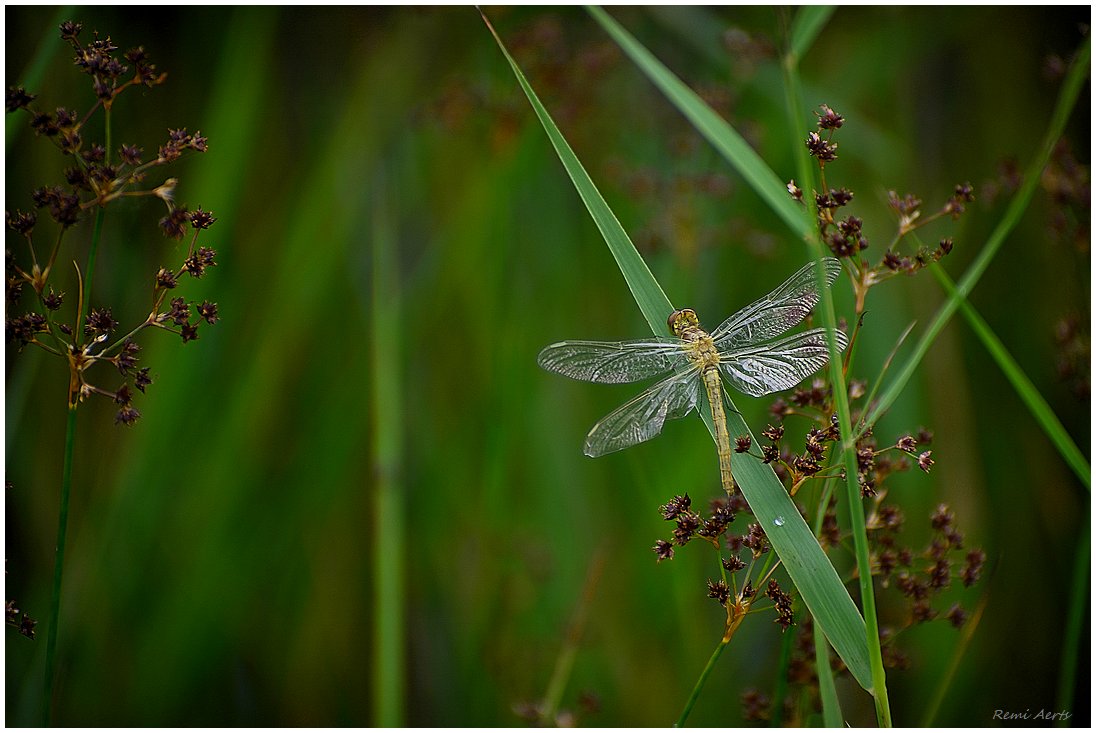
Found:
718,327 -> 849,397
537,338 -> 687,384
711,258 -> 842,350
583,368 -> 701,456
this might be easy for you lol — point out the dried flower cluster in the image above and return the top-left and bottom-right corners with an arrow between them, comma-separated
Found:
6,599 -> 37,640
792,104 -> 973,313
654,487 -> 798,640
6,21 -> 220,425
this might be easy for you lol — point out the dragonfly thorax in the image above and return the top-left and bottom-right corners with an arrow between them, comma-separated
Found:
669,308 -> 721,368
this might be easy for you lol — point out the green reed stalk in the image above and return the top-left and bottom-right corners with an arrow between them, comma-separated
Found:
42,198 -> 105,723
780,10 -> 890,724
370,175 -> 406,727
42,406 -> 77,725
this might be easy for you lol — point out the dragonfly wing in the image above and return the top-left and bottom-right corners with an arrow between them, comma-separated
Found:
538,338 -> 686,384
711,258 -> 842,349
583,368 -> 701,457
718,327 -> 848,397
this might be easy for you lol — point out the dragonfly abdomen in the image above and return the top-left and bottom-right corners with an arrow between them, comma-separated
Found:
701,365 -> 736,495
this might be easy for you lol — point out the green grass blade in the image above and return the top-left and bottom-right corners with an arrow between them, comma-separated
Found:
718,399 -> 872,693
920,593 -> 987,726
928,264 -> 1090,488
1055,518 -> 1089,725
586,5 -> 812,243
788,6 -> 836,62
479,10 -> 672,336
768,623 -> 796,727
370,173 -> 406,726
814,630 -> 843,727
485,6 -> 874,693
866,35 -> 1090,428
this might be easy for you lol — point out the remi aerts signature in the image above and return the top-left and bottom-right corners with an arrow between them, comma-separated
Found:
993,709 -> 1072,722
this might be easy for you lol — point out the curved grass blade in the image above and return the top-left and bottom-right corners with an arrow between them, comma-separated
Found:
586,5 -> 812,243
928,263 -> 1090,488
865,35 -> 1091,429
479,9 -> 672,335
6,6 -> 72,149
484,6 -> 874,693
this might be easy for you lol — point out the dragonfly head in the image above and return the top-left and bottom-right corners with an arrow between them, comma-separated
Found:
667,308 -> 700,337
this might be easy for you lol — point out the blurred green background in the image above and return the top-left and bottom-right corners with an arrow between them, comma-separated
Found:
5,5 -> 1090,727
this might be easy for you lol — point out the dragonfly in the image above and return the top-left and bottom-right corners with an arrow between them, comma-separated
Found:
537,258 -> 848,495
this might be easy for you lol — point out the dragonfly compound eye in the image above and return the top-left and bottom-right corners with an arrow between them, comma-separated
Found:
667,308 -> 700,337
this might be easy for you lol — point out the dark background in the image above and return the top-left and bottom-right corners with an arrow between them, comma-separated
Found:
5,5 -> 1090,726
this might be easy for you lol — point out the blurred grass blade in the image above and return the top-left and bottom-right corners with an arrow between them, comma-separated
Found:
866,34 -> 1090,429
1056,519 -> 1089,724
479,9 -> 672,335
788,6 -> 836,61
484,8 -> 873,692
921,592 -> 987,726
6,6 -> 72,149
370,174 -> 406,726
587,5 -> 812,242
929,264 -> 1090,488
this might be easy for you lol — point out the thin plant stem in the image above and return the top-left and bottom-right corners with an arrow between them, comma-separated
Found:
370,173 -> 406,727
44,190 -> 106,723
43,405 -> 78,725
814,626 -> 842,727
75,206 -> 105,340
780,18 -> 891,726
769,620 -> 796,727
676,635 -> 730,727
540,547 -> 605,723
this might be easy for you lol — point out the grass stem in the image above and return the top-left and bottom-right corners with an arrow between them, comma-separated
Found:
44,179 -> 107,724
780,12 -> 891,725
676,635 -> 730,726
370,174 -> 406,727
43,405 -> 78,725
